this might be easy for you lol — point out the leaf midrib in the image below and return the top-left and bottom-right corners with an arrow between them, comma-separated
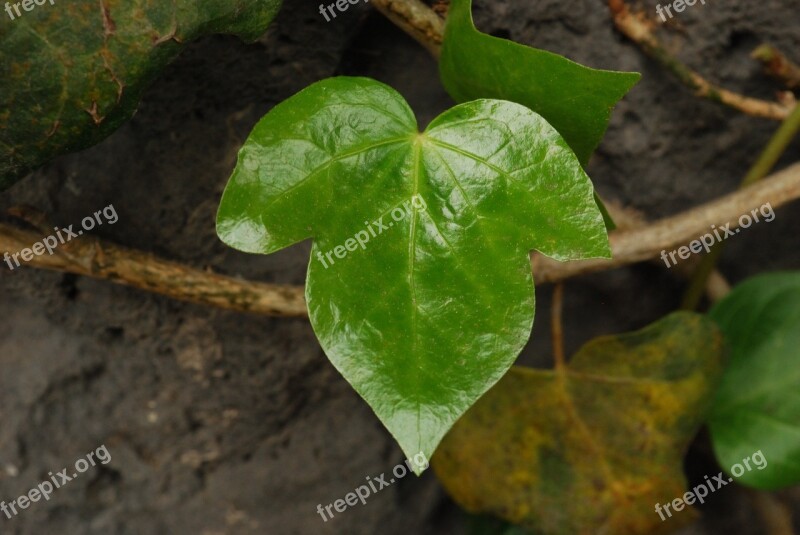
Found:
410,137 -> 422,450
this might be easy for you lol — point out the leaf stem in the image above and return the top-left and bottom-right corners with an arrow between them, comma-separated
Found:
551,283 -> 566,370
681,102 -> 800,310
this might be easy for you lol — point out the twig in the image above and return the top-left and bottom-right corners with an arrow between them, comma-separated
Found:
370,0 -> 444,57
607,0 -> 794,121
3,162 -> 800,317
681,99 -> 800,309
551,283 -> 566,370
0,223 -> 308,318
531,160 -> 800,284
753,44 -> 800,89
604,200 -> 731,302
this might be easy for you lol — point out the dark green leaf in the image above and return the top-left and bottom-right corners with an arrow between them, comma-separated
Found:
440,0 -> 640,166
708,272 -> 800,490
0,0 -> 282,189
216,77 -> 610,466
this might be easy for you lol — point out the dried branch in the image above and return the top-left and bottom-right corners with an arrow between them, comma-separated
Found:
3,161 -> 799,317
604,200 -> 731,302
607,0 -> 794,121
0,223 -> 308,318
531,161 -> 800,283
370,0 -> 444,57
681,99 -> 800,309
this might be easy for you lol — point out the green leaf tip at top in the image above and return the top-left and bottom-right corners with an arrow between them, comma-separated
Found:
217,76 -> 611,470
440,0 -> 641,167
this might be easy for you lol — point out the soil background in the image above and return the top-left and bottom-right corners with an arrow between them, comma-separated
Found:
1,0 -> 800,533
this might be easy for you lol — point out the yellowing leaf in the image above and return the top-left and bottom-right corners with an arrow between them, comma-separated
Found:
433,312 -> 724,534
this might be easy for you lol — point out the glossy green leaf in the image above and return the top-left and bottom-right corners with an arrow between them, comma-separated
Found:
708,272 -> 800,490
216,77 -> 610,466
440,0 -> 640,167
0,0 -> 282,189
433,312 -> 725,534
